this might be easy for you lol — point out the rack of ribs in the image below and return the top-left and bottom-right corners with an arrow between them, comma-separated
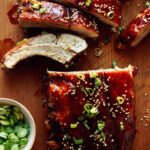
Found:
8,0 -> 99,38
52,0 -> 121,27
46,65 -> 136,150
118,7 -> 150,49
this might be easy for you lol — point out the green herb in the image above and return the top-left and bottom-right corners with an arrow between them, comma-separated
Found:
0,105 -> 30,150
145,1 -> 150,7
107,11 -> 114,19
85,0 -> 92,6
85,88 -> 95,96
90,72 -> 98,79
84,103 -> 99,118
73,137 -> 83,145
77,74 -> 85,81
99,132 -> 106,143
32,3 -> 40,9
116,96 -> 124,105
16,39 -> 28,46
111,60 -> 117,68
83,122 -> 90,130
39,7 -> 46,13
70,123 -> 78,129
95,78 -> 101,87
120,121 -> 124,131
97,120 -> 105,132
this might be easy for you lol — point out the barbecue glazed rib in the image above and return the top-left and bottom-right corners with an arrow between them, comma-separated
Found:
2,33 -> 87,69
52,0 -> 121,27
46,65 -> 136,150
118,7 -> 150,49
14,0 -> 99,38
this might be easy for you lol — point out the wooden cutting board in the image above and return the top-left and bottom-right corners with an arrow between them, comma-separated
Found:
0,0 -> 150,150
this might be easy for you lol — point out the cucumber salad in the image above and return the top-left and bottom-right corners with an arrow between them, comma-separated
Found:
0,105 -> 30,150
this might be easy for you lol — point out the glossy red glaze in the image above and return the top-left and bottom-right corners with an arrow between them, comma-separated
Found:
0,39 -> 14,61
90,0 -> 121,26
47,67 -> 136,150
53,0 -> 121,27
7,4 -> 19,24
119,7 -> 150,46
18,1 -> 99,38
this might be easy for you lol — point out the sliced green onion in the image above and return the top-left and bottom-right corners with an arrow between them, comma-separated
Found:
95,78 -> 101,87
0,108 -> 7,115
19,138 -> 28,148
0,115 -> 6,120
120,121 -> 124,131
111,60 -> 117,68
85,88 -> 95,96
39,7 -> 46,13
0,132 -> 8,139
99,132 -> 106,143
16,39 -> 28,46
116,96 -> 124,105
97,120 -> 105,132
90,72 -> 98,79
84,103 -> 93,112
16,128 -> 28,138
70,123 -> 78,129
77,74 -> 85,81
0,120 -> 10,126
0,145 -> 4,150
85,0 -> 92,6
145,1 -> 150,7
83,122 -> 90,130
32,3 -> 40,9
84,103 -> 99,118
107,11 -> 114,19
73,137 -> 83,145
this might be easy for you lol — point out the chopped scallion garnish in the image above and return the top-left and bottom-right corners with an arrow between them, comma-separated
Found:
111,60 -> 117,68
73,137 -> 83,145
116,96 -> 124,105
83,122 -> 90,130
77,74 -> 85,81
90,72 -> 98,79
97,120 -> 105,132
84,103 -> 99,118
70,123 -> 78,129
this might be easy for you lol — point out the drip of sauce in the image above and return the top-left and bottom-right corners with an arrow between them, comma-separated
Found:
7,4 -> 19,24
0,39 -> 14,61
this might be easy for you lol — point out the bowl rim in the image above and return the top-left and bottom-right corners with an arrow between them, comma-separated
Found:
0,98 -> 36,150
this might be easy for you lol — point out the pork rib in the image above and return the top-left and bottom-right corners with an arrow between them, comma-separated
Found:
118,7 -> 150,49
2,33 -> 87,69
52,0 -> 121,27
16,0 -> 99,38
46,65 -> 136,150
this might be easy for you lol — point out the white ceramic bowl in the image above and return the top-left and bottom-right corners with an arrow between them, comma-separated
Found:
0,98 -> 36,150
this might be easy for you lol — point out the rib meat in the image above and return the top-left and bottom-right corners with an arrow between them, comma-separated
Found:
15,0 -> 99,38
2,33 -> 87,69
52,0 -> 121,27
118,7 -> 150,49
46,65 -> 136,150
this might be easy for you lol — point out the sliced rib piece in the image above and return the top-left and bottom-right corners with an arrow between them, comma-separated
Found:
118,7 -> 150,49
46,65 -> 136,150
52,0 -> 121,27
2,33 -> 87,69
17,0 -> 99,38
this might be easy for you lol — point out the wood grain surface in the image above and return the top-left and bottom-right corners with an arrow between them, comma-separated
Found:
0,0 -> 150,150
